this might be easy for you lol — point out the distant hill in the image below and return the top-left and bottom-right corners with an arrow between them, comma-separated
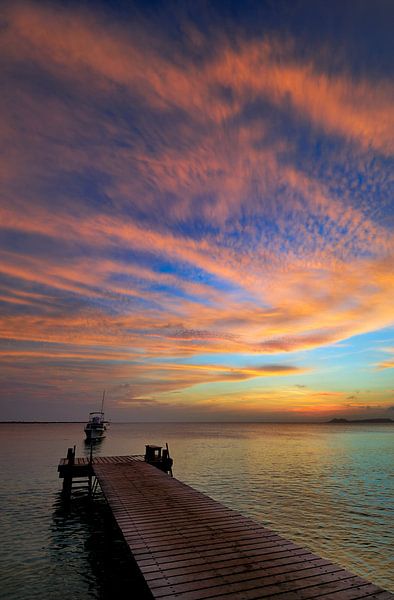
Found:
329,417 -> 393,424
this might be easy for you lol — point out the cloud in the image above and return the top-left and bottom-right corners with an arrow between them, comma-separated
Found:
0,240 -> 393,359
377,360 -> 394,370
0,1 -> 393,419
376,347 -> 394,369
117,397 -> 162,407
4,3 -> 393,154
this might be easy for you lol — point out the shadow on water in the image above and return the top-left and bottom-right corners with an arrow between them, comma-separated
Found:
83,437 -> 104,448
51,489 -> 153,599
83,436 -> 105,460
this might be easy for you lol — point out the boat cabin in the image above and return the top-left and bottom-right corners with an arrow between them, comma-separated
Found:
89,412 -> 105,423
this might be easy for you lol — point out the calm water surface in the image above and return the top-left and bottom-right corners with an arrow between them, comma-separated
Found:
0,422 -> 393,598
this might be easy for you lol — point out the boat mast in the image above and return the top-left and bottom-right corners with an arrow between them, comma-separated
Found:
101,390 -> 106,413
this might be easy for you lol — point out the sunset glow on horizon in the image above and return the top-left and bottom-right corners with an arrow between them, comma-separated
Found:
0,0 -> 393,421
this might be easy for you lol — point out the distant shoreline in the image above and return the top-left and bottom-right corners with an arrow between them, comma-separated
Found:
1,419 -> 392,424
328,418 -> 393,424
0,421 -> 86,424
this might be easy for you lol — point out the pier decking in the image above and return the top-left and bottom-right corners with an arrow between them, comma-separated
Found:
58,455 -> 393,599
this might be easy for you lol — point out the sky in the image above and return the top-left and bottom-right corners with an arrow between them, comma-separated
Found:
0,0 -> 393,422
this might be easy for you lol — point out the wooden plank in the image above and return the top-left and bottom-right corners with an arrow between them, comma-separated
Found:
142,548 -> 313,581
135,542 -> 302,572
205,575 -> 372,600
153,563 -> 344,595
132,542 -> 301,568
90,460 -> 393,600
129,533 -> 296,559
116,521 -> 281,546
115,513 -> 259,534
149,558 -> 334,593
120,530 -> 283,555
149,556 -> 328,588
315,584 -> 393,599
137,543 -> 306,575
152,568 -> 349,599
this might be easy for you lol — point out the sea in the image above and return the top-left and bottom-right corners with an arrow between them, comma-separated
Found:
0,422 -> 393,599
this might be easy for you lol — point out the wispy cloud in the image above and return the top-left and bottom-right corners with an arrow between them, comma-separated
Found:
0,1 -> 393,419
376,347 -> 394,370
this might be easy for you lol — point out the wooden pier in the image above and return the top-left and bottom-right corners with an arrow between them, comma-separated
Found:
58,454 -> 393,599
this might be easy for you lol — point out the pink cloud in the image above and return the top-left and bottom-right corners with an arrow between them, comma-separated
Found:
4,3 -> 393,154
1,2 -> 393,418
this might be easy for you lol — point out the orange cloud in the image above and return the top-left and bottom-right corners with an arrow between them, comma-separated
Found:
138,384 -> 394,421
0,239 -> 393,359
4,3 -> 393,154
376,348 -> 394,369
1,2 -> 393,419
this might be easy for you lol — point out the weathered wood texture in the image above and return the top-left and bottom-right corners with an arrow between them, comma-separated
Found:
58,455 -> 145,467
58,454 -> 144,479
92,458 -> 393,600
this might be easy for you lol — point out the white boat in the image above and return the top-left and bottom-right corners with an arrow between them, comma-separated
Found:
84,391 -> 108,441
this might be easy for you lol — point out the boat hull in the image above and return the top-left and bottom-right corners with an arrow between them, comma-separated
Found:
85,427 -> 106,441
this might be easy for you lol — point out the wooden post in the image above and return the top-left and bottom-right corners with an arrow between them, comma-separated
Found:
62,446 -> 75,495
88,440 -> 93,497
166,443 -> 173,477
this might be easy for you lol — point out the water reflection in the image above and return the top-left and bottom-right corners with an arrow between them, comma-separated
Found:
50,490 -> 152,599
83,438 -> 104,447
